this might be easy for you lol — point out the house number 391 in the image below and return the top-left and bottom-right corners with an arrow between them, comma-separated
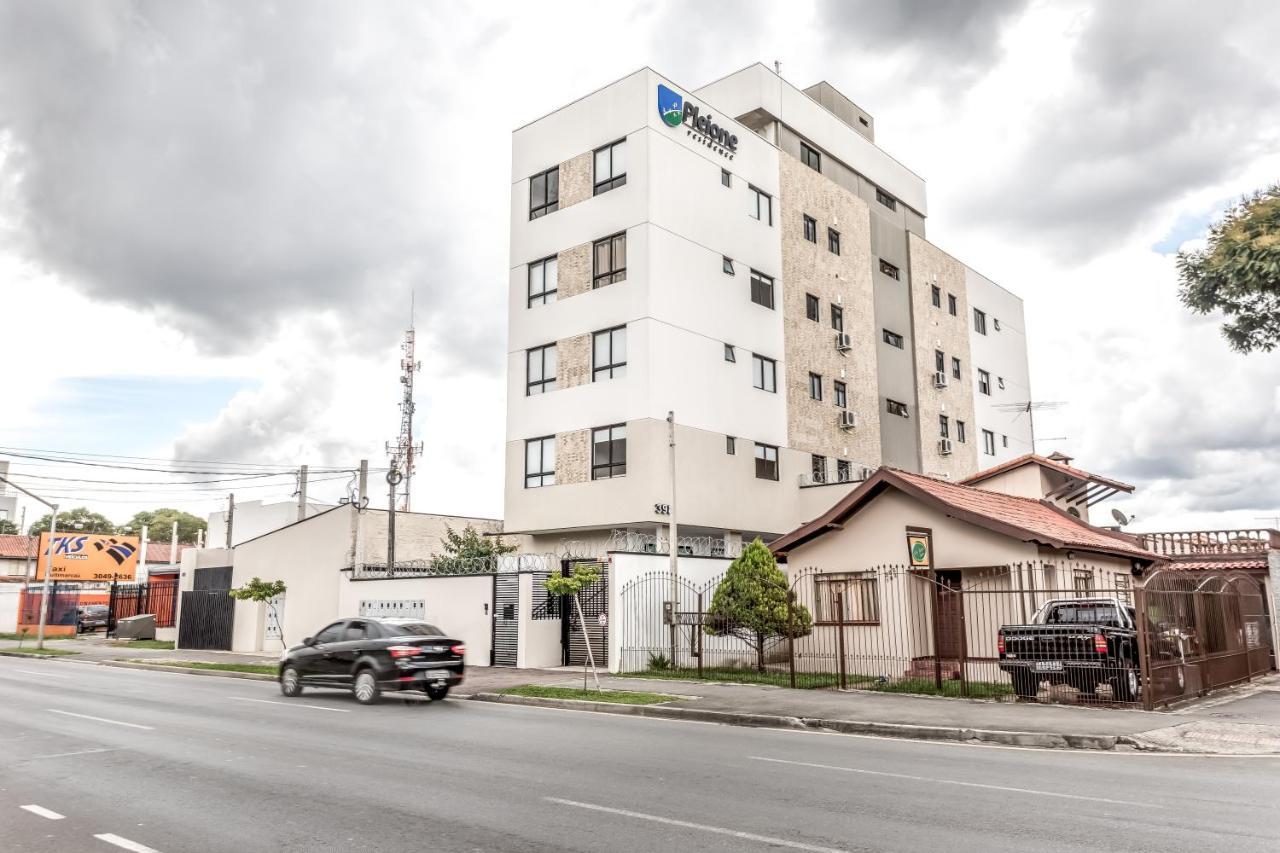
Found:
654,503 -> 671,515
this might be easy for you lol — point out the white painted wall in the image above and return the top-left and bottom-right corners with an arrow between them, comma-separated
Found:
335,574 -> 493,668
966,266 -> 1033,463
206,499 -> 333,549
0,585 -> 20,633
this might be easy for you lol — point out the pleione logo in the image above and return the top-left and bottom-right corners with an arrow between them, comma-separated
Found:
657,83 -> 737,159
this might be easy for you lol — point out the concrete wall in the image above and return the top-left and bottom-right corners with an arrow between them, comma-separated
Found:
0,585 -> 20,633
967,266 -> 1033,463
335,574 -> 494,668
518,571 -> 563,669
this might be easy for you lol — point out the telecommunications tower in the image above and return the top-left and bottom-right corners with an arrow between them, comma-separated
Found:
386,300 -> 423,511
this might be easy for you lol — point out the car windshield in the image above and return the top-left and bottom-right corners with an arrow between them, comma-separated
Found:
84,606 -> 108,614
382,622 -> 444,637
1042,604 -> 1123,626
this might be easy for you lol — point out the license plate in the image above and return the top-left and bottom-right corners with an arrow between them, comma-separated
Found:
425,669 -> 450,679
1034,660 -> 1064,672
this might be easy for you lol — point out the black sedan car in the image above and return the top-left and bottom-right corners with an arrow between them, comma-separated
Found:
278,617 -> 465,704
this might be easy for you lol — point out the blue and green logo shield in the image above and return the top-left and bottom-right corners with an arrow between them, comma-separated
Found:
658,84 -> 683,128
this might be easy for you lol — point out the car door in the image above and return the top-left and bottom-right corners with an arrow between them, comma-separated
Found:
328,619 -> 371,685
298,621 -> 347,684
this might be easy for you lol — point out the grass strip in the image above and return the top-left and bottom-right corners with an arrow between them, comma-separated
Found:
110,640 -> 175,650
503,684 -> 681,705
0,646 -> 80,656
129,659 -> 278,676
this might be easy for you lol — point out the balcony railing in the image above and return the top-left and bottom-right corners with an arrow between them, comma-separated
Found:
606,529 -> 742,559
1136,528 -> 1279,557
798,461 -> 875,488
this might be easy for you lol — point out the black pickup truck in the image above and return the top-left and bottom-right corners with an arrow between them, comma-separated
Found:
998,598 -> 1141,701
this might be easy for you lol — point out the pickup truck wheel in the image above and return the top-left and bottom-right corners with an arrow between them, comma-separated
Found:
1112,667 -> 1140,702
1011,671 -> 1039,699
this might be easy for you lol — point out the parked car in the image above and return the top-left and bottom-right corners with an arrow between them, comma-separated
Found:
997,598 -> 1141,701
76,604 -> 110,634
278,617 -> 465,705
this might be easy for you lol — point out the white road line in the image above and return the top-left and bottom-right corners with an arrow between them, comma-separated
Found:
543,797 -> 849,853
16,669 -> 71,678
94,833 -> 162,853
46,709 -> 155,731
30,747 -> 123,760
748,756 -> 1161,807
20,804 -> 65,820
229,697 -> 350,713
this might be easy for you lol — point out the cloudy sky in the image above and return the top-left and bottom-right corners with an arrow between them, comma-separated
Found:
0,0 -> 1277,533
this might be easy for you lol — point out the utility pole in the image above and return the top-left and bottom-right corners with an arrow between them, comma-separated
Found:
357,459 -> 369,507
19,507 -> 30,580
0,472 -> 58,650
386,460 -> 403,571
168,520 -> 179,572
668,411 -> 679,661
225,493 -> 235,548
297,464 -> 309,521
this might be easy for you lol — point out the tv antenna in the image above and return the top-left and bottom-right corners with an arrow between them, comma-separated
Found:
993,400 -> 1066,454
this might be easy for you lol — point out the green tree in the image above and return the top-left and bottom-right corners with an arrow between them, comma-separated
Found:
0,519 -> 18,535
229,577 -> 288,649
545,562 -> 603,691
705,538 -> 813,672
428,524 -> 517,572
28,507 -> 116,535
121,508 -> 207,543
1178,185 -> 1280,352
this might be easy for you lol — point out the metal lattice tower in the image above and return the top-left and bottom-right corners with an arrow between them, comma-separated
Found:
385,310 -> 423,512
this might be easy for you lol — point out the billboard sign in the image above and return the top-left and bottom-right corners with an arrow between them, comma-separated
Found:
34,533 -> 141,582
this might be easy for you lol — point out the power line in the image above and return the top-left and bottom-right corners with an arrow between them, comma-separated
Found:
0,445 -> 360,471
7,470 -> 288,485
0,450 -> 379,477
2,473 -> 354,495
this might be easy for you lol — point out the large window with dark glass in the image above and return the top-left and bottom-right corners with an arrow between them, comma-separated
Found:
973,307 -> 988,335
593,139 -> 626,195
805,293 -> 820,322
879,259 -> 900,280
830,304 -> 843,332
593,232 -> 626,288
828,228 -> 841,256
800,141 -> 821,171
754,443 -> 779,480
750,270 -> 775,309
834,380 -> 847,408
529,167 -> 559,219
809,372 -> 823,401
526,344 -> 557,396
592,326 -> 627,381
525,436 -> 555,488
803,214 -> 817,243
752,353 -> 777,392
591,424 -> 627,479
527,256 -> 558,306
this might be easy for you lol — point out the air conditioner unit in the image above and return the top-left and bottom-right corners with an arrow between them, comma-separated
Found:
838,410 -> 858,431
938,438 -> 953,456
933,371 -> 948,389
835,332 -> 852,353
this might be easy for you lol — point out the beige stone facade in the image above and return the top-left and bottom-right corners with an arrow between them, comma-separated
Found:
558,151 -> 593,209
779,154 -> 883,476
557,242 -> 592,299
557,333 -> 591,389
906,233 -> 978,479
555,429 -> 590,485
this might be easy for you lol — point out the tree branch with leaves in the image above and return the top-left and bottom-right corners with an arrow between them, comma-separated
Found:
705,539 -> 812,672
545,562 -> 603,691
229,577 -> 288,649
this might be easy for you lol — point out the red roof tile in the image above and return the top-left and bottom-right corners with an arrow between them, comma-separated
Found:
0,535 -> 192,564
960,453 -> 1134,494
771,467 -> 1159,561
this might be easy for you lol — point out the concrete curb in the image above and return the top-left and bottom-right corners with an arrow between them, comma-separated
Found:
467,692 -> 1121,751
0,649 -> 81,660
98,660 -> 277,681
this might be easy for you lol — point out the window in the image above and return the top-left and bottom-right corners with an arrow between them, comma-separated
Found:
525,436 -> 555,488
982,429 -> 996,456
529,166 -> 559,219
803,214 -> 817,243
343,621 -> 366,642
833,381 -> 847,408
723,256 -> 735,275
978,369 -> 991,395
724,343 -> 735,362
973,307 -> 988,335
527,256 -> 558,306
875,189 -> 897,211
754,443 -> 779,480
951,356 -> 961,380
800,141 -> 821,171
750,269 -> 775,309
752,354 -> 777,392
836,459 -> 852,482
726,436 -> 736,455
593,139 -> 626,195
998,376 -> 1005,390
956,420 -> 967,443
887,399 -> 909,418
721,168 -> 731,187
879,259 -> 900,280
815,572 -> 880,624
811,454 -> 826,482
314,622 -> 345,644
931,285 -> 941,308
1002,434 -> 1009,448
591,424 -> 627,479
939,414 -> 949,438
809,372 -> 823,401
805,293 -> 820,322
830,304 -> 843,332
593,232 -> 626,288
934,349 -> 945,373
526,344 -> 557,396
1073,569 -> 1095,593
749,185 -> 773,225
882,329 -> 904,349
1115,574 -> 1132,604
592,326 -> 627,381
827,228 -> 841,255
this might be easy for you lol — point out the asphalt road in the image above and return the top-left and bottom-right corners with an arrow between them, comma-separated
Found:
2,657 -> 1278,853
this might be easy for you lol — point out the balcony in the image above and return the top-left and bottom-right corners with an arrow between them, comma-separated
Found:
1135,529 -> 1279,557
799,459 -> 875,488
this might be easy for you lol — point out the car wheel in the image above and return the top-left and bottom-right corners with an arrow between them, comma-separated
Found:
280,666 -> 303,697
426,684 -> 449,701
1112,667 -> 1140,702
353,669 -> 381,705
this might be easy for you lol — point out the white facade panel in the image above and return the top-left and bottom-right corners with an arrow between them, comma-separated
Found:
967,267 -> 1033,464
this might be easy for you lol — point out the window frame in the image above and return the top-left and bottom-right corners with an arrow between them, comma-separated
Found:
830,304 -> 844,332
939,414 -> 950,439
947,294 -> 957,316
802,214 -> 817,243
978,369 -> 991,396
750,269 -> 775,309
882,329 -> 904,349
524,436 -> 556,488
800,141 -> 821,171
934,349 -> 945,373
808,372 -> 823,401
526,343 -> 557,396
749,185 -> 773,225
722,256 -> 735,275
951,356 -> 961,380
887,399 -> 909,418
833,380 -> 847,409
592,139 -> 627,195
982,429 -> 996,456
724,343 -> 736,363
875,189 -> 898,212
592,232 -> 627,289
590,423 -> 627,480
528,166 -> 559,220
527,255 -> 558,307
931,285 -> 941,308
957,420 -> 967,443
879,259 -> 900,280
752,353 -> 777,393
814,571 -> 881,625
592,326 -> 627,381
827,227 -> 841,256
805,293 -> 821,322
721,168 -> 731,187
726,435 -> 736,455
974,307 -> 988,335
754,442 -> 779,481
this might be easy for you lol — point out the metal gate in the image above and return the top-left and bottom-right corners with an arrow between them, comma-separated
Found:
492,573 -> 518,666
177,591 -> 234,650
108,579 -> 179,630
563,561 -> 608,667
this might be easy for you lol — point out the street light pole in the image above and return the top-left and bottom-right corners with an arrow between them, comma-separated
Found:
0,472 -> 58,650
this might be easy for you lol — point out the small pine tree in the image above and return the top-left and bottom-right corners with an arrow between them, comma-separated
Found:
705,538 -> 812,671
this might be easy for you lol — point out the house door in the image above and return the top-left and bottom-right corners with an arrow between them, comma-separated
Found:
491,574 -> 518,667
934,570 -> 964,660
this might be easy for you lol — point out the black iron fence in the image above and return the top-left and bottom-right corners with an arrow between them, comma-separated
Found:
108,579 -> 179,629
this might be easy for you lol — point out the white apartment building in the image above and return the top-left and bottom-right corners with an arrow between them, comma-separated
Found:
505,64 -> 1033,553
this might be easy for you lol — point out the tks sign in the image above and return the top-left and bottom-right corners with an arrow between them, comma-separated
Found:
35,533 -> 141,582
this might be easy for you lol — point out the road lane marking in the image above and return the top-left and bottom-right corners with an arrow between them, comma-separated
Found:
543,797 -> 849,852
94,834 -> 162,852
16,669 -> 71,678
748,756 -> 1161,807
20,804 -> 65,820
30,747 -> 123,760
230,697 -> 350,713
47,709 -> 154,731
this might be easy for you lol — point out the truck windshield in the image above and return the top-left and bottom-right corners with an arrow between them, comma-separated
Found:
1041,604 -> 1123,626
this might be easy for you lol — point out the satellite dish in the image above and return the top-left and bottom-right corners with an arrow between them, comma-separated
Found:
1111,508 -> 1130,527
